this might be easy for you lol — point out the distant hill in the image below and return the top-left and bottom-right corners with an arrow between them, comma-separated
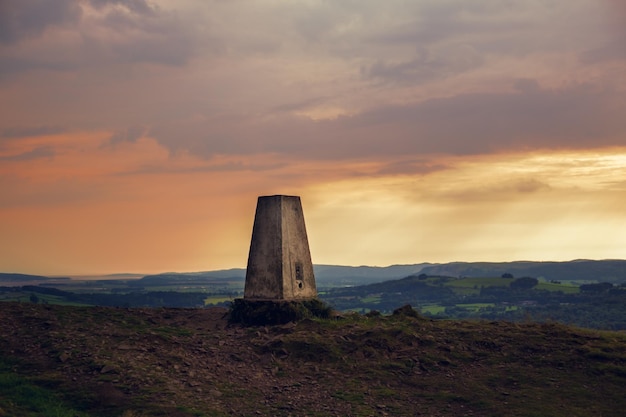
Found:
134,264 -> 430,287
420,259 -> 626,283
4,260 -> 626,329
0,272 -> 51,282
320,260 -> 626,329
133,269 -> 246,286
131,260 -> 626,287
7,260 -> 624,287
313,263 -> 431,285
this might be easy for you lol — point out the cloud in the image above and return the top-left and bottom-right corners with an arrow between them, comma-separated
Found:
512,178 -> 551,194
375,159 -> 449,176
0,0 -> 81,44
1,1 -> 624,162
1,0 -> 626,274
579,0 -> 626,64
118,158 -> 289,177
0,0 -> 198,77
85,0 -> 196,66
149,79 -> 626,159
433,178 -> 553,204
0,146 -> 54,162
0,0 -> 158,46
303,148 -> 626,267
365,1 -> 529,46
1,125 -> 66,138
328,81 -> 626,156
362,44 -> 484,85
89,0 -> 156,15
580,39 -> 626,64
107,126 -> 147,145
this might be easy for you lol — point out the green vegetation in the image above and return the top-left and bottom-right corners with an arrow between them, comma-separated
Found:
203,295 -> 234,305
419,304 -> 446,314
419,260 -> 626,284
536,281 -> 579,293
228,298 -> 333,325
0,358 -> 91,417
1,260 -> 625,330
321,273 -> 626,330
448,276 -> 513,288
2,272 -> 624,330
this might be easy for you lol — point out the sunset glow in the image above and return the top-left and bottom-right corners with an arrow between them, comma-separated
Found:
1,0 -> 624,275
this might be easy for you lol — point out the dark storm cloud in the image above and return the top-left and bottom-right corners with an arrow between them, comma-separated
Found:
0,0 -> 81,44
151,80 -> 626,162
335,81 -> 626,155
1,0 -> 622,167
0,0 -> 197,75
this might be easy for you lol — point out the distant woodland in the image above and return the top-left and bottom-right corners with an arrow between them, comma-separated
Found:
2,260 -> 626,330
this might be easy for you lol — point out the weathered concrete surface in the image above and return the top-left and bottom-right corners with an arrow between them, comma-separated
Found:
244,195 -> 317,300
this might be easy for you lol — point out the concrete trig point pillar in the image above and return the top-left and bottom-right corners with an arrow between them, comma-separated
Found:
244,195 -> 317,300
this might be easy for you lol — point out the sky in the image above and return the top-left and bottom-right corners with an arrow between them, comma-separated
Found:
1,0 -> 625,275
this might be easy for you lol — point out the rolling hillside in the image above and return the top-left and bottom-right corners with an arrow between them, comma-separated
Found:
1,302 -> 625,416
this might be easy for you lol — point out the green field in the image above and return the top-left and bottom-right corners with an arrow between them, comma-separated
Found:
443,277 -> 580,295
419,302 -> 518,315
445,277 -> 513,295
204,295 -> 235,305
361,294 -> 382,303
449,277 -> 513,287
0,292 -> 90,306
419,304 -> 446,314
536,281 -> 579,293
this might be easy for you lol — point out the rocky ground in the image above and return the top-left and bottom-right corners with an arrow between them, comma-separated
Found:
1,302 -> 626,416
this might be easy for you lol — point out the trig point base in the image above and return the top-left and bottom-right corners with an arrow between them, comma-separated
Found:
244,195 -> 317,300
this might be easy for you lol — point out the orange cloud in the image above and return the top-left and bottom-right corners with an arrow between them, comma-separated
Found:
302,148 -> 626,266
1,131 -> 625,274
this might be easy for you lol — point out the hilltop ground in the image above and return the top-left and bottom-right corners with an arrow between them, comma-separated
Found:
1,303 -> 626,417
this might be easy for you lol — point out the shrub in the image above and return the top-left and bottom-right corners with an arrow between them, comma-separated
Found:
392,304 -> 420,318
228,298 -> 333,325
510,277 -> 539,290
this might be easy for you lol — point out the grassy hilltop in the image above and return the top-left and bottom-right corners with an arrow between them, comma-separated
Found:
1,302 -> 626,417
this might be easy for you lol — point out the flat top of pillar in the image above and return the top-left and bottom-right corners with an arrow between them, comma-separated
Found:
258,194 -> 300,200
